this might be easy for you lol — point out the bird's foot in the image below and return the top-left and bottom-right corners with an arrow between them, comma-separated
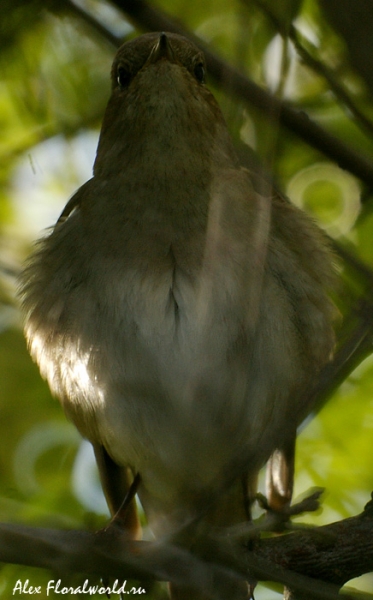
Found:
256,488 -> 324,532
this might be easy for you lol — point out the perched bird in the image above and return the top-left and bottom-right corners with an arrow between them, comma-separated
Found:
19,32 -> 335,598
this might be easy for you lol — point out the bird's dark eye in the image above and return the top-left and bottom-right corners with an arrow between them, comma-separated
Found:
117,65 -> 131,89
194,62 -> 205,83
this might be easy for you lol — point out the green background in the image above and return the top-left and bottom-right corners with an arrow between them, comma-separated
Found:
1,0 -> 373,597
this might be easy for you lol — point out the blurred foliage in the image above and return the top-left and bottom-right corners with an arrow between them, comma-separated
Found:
1,0 -> 373,597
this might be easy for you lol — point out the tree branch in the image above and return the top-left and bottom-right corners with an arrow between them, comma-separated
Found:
247,0 -> 373,139
294,297 -> 373,423
1,496 -> 373,599
256,493 -> 373,591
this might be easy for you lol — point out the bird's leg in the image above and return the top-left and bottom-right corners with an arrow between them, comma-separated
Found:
105,471 -> 141,531
266,435 -> 295,516
261,433 -> 323,530
257,434 -> 296,531
93,444 -> 141,537
93,445 -> 141,599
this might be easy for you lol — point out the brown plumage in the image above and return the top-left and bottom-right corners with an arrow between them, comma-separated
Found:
19,32 -> 335,598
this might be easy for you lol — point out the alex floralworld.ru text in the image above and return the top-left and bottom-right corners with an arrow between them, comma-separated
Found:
12,579 -> 147,595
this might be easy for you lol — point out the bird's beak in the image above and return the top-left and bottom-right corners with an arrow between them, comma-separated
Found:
147,32 -> 176,65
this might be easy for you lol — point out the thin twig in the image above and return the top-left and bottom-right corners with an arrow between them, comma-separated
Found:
290,27 -> 373,137
247,0 -> 373,138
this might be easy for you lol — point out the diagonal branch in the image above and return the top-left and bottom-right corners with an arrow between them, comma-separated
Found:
1,495 -> 373,599
247,0 -> 373,139
295,298 -> 373,423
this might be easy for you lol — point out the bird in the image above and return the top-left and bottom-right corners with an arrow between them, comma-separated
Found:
19,31 -> 336,598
